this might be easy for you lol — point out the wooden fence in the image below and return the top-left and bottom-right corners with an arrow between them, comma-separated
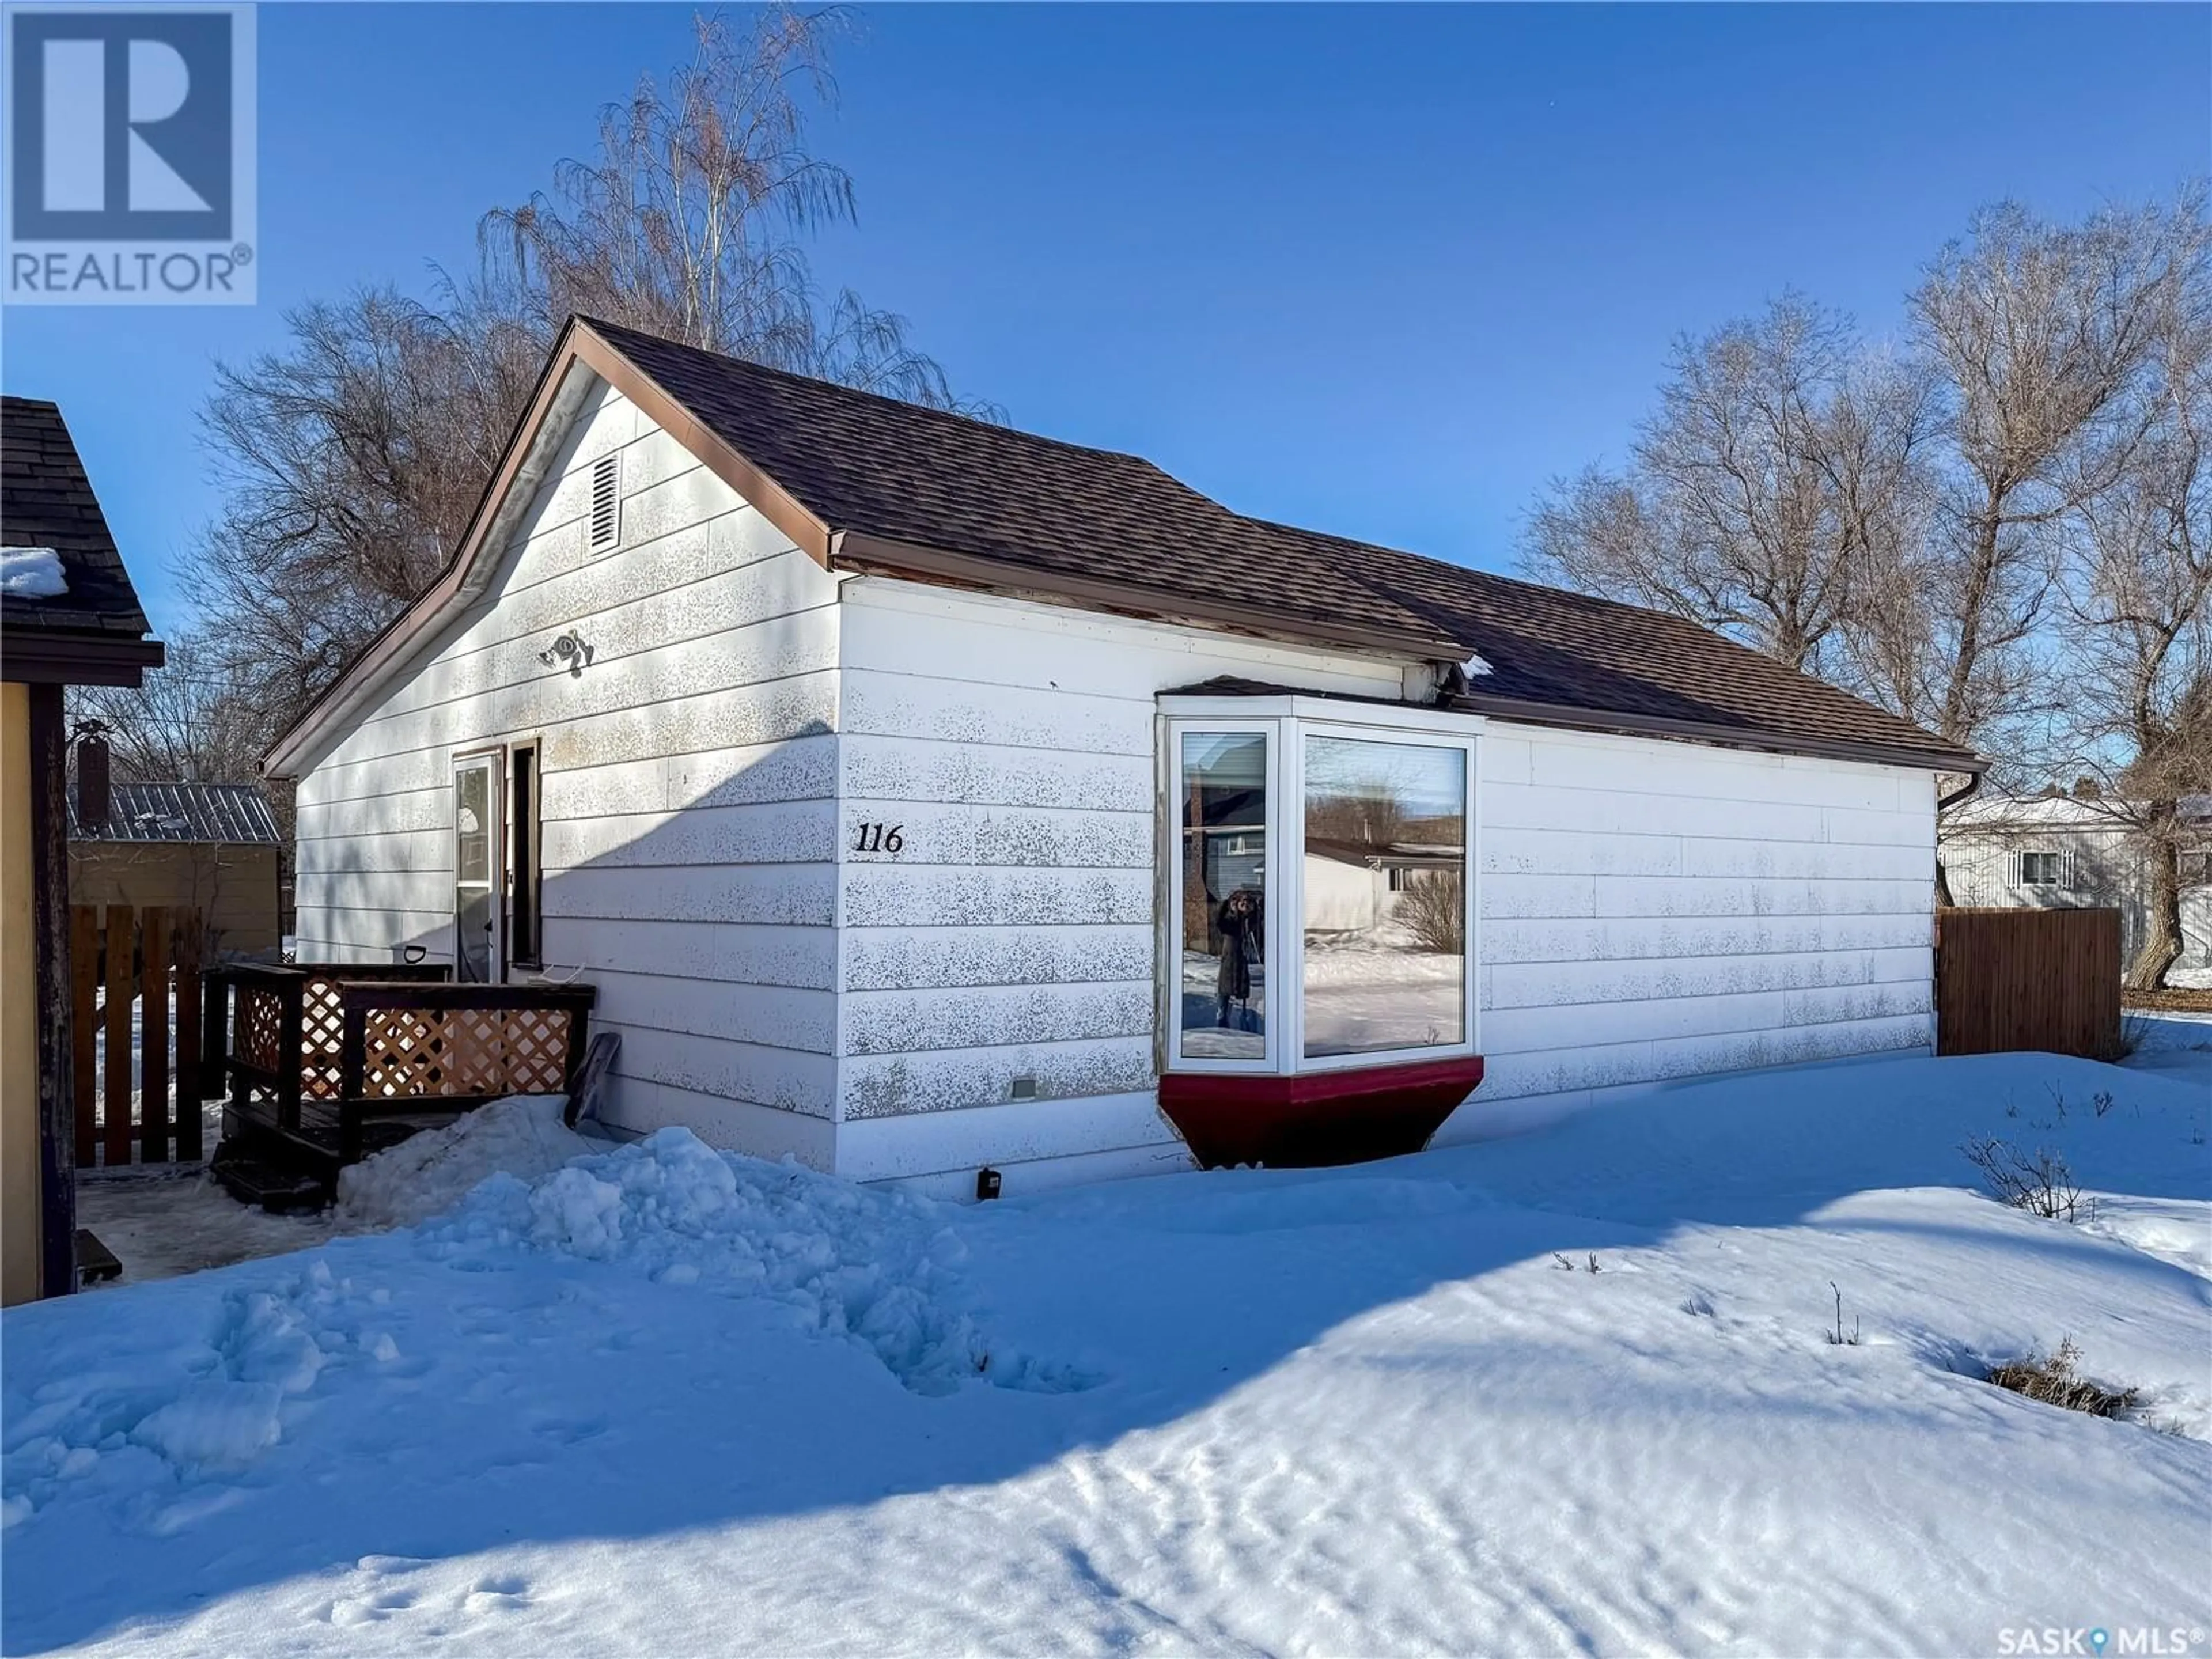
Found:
1934,907 -> 2122,1060
69,904 -> 204,1168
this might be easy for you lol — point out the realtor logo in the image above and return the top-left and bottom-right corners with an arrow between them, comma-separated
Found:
5,3 -> 257,304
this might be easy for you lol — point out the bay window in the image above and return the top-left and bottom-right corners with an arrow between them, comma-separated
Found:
1164,700 -> 1479,1077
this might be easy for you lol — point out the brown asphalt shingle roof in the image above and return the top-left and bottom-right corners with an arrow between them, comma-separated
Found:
586,320 -> 1973,771
2,396 -> 152,638
586,319 -> 1463,654
1259,519 -> 1975,766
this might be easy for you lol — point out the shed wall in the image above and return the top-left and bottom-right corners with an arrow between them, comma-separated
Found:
289,382 -> 842,1158
1940,821 -> 2211,971
69,842 -> 281,958
2,684 -> 41,1305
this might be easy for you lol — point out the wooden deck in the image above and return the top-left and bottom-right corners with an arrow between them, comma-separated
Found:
205,963 -> 596,1200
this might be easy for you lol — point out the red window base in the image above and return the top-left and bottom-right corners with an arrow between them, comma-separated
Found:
1158,1055 -> 1486,1170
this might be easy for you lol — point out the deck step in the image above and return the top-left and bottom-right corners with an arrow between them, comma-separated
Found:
209,1143 -> 333,1213
75,1229 -> 122,1286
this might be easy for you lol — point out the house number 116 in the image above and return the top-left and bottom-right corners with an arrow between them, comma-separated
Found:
853,823 -> 904,853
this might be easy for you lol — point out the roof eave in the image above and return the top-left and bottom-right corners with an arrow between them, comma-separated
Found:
260,317 -> 1965,783
0,628 -> 164,687
832,531 -> 1465,662
263,319 -> 843,778
1448,689 -> 1986,775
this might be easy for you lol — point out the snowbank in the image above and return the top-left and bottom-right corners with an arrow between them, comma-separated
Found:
5,1048 -> 2207,1658
423,1126 -> 1089,1395
334,1096 -> 593,1232
7,1257 -> 370,1513
338,1101 -> 1086,1394
0,546 -> 67,599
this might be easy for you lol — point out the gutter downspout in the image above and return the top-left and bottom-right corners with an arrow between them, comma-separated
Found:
1937,771 -> 1982,815
1934,768 -> 1981,910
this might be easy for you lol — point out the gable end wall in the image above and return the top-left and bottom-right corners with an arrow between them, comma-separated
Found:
290,381 -> 844,1161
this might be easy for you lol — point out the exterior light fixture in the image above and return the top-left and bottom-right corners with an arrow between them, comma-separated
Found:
539,630 -> 594,676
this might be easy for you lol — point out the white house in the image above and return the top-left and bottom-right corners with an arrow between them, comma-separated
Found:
1940,794 -> 2211,977
265,317 -> 1984,1198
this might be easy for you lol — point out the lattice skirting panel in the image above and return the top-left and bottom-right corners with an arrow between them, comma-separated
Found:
301,976 -> 349,1100
358,1006 -> 577,1099
236,987 -> 287,1075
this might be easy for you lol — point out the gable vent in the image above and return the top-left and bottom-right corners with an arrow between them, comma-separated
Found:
589,452 -> 621,551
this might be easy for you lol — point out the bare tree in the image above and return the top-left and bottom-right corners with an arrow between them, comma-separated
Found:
69,633 -> 268,785
2051,222 -> 2212,987
1854,199 -> 2206,757
482,8 -> 994,414
184,6 -> 986,762
1524,296 -> 1923,674
1527,191 -> 2210,812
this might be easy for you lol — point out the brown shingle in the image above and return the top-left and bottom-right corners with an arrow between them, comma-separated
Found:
586,321 -> 1974,771
1260,521 -> 1974,766
2,396 -> 152,638
585,319 -> 1463,654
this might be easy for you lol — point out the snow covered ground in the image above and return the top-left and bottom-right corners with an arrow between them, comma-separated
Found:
73,1099 -> 598,1288
7,1042 -> 2210,1657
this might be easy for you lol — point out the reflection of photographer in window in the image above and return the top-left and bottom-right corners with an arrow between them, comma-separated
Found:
1215,887 -> 1264,1031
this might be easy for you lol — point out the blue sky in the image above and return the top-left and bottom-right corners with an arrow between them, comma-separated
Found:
5,3 -> 2206,637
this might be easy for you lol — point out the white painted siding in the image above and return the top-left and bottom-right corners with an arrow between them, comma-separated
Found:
831,579 -> 1406,1184
831,579 -> 1945,1182
290,381 -> 842,1158
291,402 -> 1951,1188
1456,725 -> 1937,1130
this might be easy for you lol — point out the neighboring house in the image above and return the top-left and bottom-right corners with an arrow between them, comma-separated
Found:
2,397 -> 164,1302
69,771 -> 285,960
1940,794 -> 2212,974
1301,838 -> 1460,934
264,317 -> 1982,1198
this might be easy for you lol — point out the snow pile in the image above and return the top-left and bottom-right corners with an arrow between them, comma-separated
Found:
0,546 -> 68,599
423,1126 -> 1088,1396
334,1096 -> 592,1232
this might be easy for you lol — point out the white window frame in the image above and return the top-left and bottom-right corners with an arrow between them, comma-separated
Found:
452,748 -> 505,982
1163,719 -> 1284,1074
1291,718 -> 1479,1073
1158,696 -> 1483,1078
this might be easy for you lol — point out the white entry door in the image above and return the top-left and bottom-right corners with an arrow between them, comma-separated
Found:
453,753 -> 502,982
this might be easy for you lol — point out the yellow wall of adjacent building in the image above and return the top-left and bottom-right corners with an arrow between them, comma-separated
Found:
2,682 -> 43,1306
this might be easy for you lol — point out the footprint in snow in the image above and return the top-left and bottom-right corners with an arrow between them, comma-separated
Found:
464,1573 -> 533,1609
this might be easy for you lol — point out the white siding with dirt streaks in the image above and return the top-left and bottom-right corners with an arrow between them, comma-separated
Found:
290,392 -> 1945,1190
289,379 -> 843,1162
830,578 -> 1406,1190
1446,723 -> 1937,1139
827,580 -> 1942,1187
